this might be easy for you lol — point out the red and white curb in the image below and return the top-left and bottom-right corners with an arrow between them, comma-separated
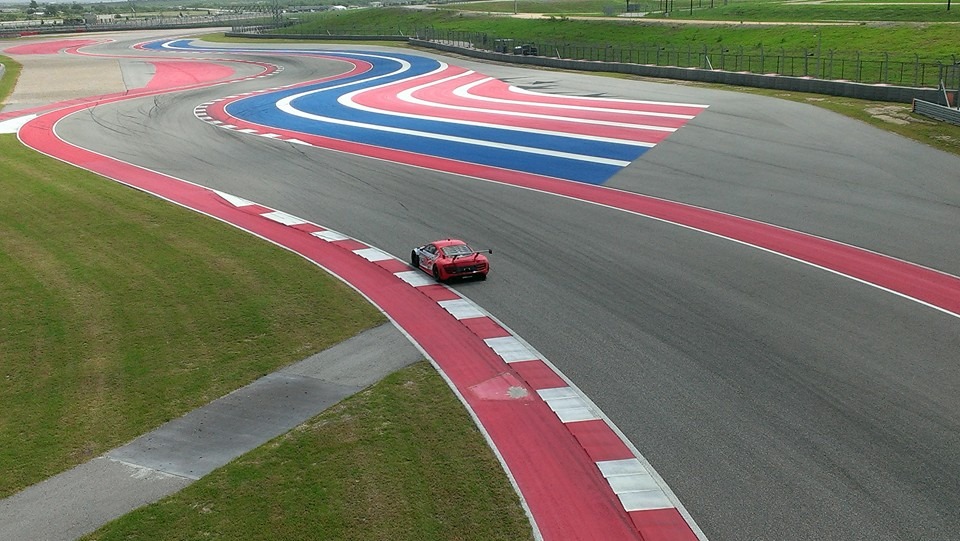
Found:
209,188 -> 705,541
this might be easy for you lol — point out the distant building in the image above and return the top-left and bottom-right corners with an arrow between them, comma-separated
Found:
83,13 -> 117,24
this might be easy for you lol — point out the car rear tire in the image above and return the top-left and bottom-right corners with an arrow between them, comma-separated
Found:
433,266 -> 443,283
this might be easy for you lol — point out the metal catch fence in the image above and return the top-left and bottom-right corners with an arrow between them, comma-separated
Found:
256,24 -> 960,90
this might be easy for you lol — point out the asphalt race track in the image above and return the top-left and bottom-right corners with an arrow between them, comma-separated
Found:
46,35 -> 960,540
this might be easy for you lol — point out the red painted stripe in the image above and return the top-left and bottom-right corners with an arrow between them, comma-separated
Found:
459,316 -> 508,338
512,360 -> 569,390
3,39 -> 101,55
418,284 -> 462,302
630,508 -> 700,541
346,67 -> 683,143
406,70 -> 696,128
375,259 -> 411,273
291,223 -> 324,233
144,61 -> 236,90
333,239 -> 369,251
567,420 -> 635,463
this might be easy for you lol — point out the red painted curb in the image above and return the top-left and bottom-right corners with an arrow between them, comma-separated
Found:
20,108 -> 691,539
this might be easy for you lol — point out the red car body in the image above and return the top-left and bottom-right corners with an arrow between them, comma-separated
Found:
411,239 -> 491,282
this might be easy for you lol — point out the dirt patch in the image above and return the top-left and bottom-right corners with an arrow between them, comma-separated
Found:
865,104 -> 926,126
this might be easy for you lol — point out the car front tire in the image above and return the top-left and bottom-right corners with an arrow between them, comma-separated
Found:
410,250 -> 419,268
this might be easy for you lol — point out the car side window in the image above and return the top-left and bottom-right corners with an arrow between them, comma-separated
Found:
425,244 -> 437,255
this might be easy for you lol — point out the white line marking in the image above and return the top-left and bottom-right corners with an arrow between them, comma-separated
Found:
438,298 -> 485,320
484,336 -> 541,363
261,210 -> 307,226
353,247 -> 393,262
394,270 -> 436,287
311,230 -> 349,242
457,78 -> 701,119
213,190 -> 256,208
597,458 -> 673,511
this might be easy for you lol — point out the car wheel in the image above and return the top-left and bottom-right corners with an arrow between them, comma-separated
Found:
478,273 -> 487,281
410,251 -> 419,268
433,266 -> 443,283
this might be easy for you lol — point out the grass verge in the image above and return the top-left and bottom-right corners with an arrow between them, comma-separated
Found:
0,134 -> 385,497
81,362 -> 533,541
0,54 -> 22,105
286,7 -> 960,58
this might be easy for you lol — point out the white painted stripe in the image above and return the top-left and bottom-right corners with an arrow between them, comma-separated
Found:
555,406 -> 600,423
237,128 -> 259,134
598,459 -> 673,511
607,472 -> 660,493
311,230 -> 349,242
0,114 -> 38,134
617,489 -> 674,511
457,78 -> 699,119
354,71 -> 669,147
438,298 -> 485,320
213,190 -> 256,208
261,210 -> 307,226
484,336 -> 540,363
538,390 -> 601,423
261,133 -> 283,138
221,124 -> 237,129
285,139 -> 310,145
354,247 -> 392,262
536,387 -> 579,401
395,270 -> 436,287
598,458 -> 647,477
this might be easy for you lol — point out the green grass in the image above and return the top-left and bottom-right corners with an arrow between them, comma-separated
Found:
0,54 -> 21,105
286,7 -> 960,60
455,0 -> 960,20
0,134 -> 386,498
666,1 -> 960,22
81,362 -> 533,541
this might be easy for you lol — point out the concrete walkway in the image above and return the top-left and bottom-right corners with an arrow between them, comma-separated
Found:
0,323 -> 421,541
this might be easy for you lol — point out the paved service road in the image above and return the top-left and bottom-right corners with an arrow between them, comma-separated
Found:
53,36 -> 960,541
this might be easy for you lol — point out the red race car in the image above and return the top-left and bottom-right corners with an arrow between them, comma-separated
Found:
411,239 -> 492,282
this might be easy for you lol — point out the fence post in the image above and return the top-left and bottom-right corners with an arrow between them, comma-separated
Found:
856,51 -> 862,82
759,43 -> 764,73
883,52 -> 889,83
914,54 -> 920,87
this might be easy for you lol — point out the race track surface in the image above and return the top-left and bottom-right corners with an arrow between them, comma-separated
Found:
29,35 -> 960,540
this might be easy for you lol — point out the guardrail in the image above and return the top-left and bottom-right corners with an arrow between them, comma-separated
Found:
913,99 -> 960,126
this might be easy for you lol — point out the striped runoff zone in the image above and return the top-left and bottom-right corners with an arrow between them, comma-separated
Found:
142,39 -> 708,185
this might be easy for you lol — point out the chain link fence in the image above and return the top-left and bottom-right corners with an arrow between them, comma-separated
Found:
247,23 -> 959,90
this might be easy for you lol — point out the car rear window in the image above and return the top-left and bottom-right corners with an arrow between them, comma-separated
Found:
442,244 -> 474,257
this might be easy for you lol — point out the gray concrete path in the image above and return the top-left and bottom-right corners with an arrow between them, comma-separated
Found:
0,323 -> 421,541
